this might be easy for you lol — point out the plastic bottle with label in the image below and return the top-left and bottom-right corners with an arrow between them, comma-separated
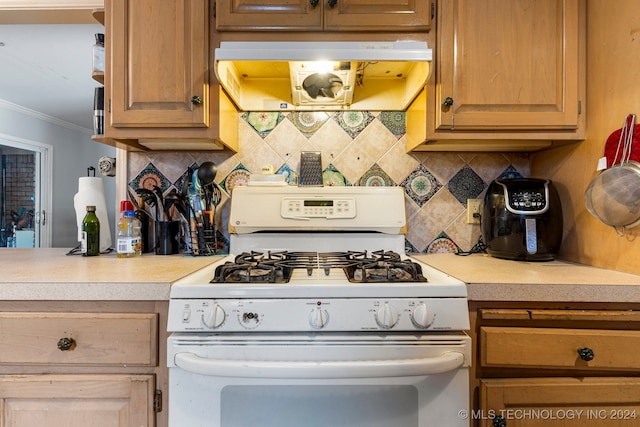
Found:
116,210 -> 142,258
81,205 -> 100,256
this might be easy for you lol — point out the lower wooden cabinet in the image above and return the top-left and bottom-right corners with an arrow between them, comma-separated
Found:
480,378 -> 640,427
472,305 -> 640,427
0,374 -> 154,427
0,301 -> 168,427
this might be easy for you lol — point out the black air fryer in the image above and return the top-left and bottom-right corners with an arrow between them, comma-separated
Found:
481,178 -> 563,261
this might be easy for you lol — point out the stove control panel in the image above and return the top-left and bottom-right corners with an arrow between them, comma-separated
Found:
281,197 -> 356,219
168,298 -> 470,332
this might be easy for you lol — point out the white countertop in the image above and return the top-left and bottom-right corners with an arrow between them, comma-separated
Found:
0,248 -> 223,300
412,253 -> 640,303
3,249 -> 640,304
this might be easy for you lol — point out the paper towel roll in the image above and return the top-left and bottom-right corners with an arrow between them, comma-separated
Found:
73,177 -> 112,251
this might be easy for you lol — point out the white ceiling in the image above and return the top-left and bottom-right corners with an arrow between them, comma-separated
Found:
0,23 -> 102,131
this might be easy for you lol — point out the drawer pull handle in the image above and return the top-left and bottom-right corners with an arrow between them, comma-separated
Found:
577,347 -> 595,361
443,97 -> 454,107
191,95 -> 202,106
492,415 -> 507,427
57,337 -> 76,351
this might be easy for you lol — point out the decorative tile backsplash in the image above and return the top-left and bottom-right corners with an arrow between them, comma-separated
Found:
127,111 -> 530,254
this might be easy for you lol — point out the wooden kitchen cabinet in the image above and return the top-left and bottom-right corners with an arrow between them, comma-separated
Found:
0,375 -> 155,427
481,378 -> 640,427
407,0 -> 586,152
0,301 -> 168,427
215,0 -> 431,32
102,0 -> 238,151
471,305 -> 640,427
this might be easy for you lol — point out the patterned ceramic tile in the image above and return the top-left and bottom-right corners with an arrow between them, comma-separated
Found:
129,162 -> 171,192
443,210 -> 481,253
407,190 -> 463,251
243,112 -> 286,138
401,164 -> 443,208
502,153 -> 530,176
127,109 -> 532,255
264,119 -> 307,160
447,166 -> 486,205
405,239 -> 419,253
307,119 -> 352,159
220,163 -> 251,193
173,163 -> 199,194
378,111 -> 406,139
322,164 -> 348,186
353,119 -> 397,161
333,111 -> 375,138
426,232 -> 460,254
468,153 -> 510,185
237,130 -> 283,177
377,139 -> 420,184
358,164 -> 394,186
331,137 -> 375,185
498,165 -> 524,179
415,152 -> 466,184
276,164 -> 298,185
469,235 -> 488,254
287,112 -> 331,138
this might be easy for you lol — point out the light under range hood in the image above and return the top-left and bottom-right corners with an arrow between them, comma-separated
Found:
214,41 -> 432,111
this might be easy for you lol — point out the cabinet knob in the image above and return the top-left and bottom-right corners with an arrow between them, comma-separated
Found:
577,347 -> 595,361
191,95 -> 202,106
310,0 -> 319,6
492,415 -> 507,427
443,97 -> 454,107
327,0 -> 337,7
57,337 -> 76,351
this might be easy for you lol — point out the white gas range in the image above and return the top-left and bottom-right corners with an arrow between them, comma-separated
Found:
167,186 -> 471,427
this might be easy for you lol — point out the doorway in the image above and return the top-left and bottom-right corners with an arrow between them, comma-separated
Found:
0,133 -> 52,248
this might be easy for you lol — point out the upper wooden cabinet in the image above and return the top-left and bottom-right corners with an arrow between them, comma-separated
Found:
102,0 -> 238,151
110,0 -> 208,129
407,0 -> 586,152
215,0 -> 431,32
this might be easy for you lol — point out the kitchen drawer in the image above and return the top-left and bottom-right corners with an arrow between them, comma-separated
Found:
481,326 -> 640,371
0,312 -> 158,366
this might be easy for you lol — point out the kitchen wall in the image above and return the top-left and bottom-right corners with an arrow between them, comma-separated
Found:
127,110 -> 530,254
0,101 -> 117,248
532,0 -> 640,275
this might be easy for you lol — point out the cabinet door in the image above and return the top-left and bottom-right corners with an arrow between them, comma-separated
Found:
110,0 -> 208,128
0,375 -> 155,427
437,0 -> 580,130
481,378 -> 640,427
215,0 -> 322,31
324,0 -> 431,31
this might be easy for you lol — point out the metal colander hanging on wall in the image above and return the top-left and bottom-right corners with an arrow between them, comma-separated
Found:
585,114 -> 640,234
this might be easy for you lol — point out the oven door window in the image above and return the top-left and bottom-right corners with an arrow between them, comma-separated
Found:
221,385 -> 418,426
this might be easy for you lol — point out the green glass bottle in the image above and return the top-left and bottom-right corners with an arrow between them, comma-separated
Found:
82,205 -> 100,256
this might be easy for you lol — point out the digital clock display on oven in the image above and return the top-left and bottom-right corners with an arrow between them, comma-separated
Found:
304,200 -> 334,207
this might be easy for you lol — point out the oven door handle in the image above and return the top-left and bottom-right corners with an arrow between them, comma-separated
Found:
174,351 -> 465,379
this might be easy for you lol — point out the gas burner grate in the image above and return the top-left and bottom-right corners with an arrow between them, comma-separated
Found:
210,250 -> 428,284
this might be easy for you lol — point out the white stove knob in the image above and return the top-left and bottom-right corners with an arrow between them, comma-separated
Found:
375,303 -> 399,329
202,303 -> 226,329
309,307 -> 329,329
411,303 -> 435,328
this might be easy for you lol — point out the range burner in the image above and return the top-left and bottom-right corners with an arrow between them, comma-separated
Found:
211,250 -> 429,284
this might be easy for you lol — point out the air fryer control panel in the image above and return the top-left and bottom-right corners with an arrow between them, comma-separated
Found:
508,189 -> 546,211
499,180 -> 550,215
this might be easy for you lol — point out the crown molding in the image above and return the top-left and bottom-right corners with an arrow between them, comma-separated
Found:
0,98 -> 92,135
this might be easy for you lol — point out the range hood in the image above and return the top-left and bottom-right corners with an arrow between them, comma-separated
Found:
214,41 -> 432,111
